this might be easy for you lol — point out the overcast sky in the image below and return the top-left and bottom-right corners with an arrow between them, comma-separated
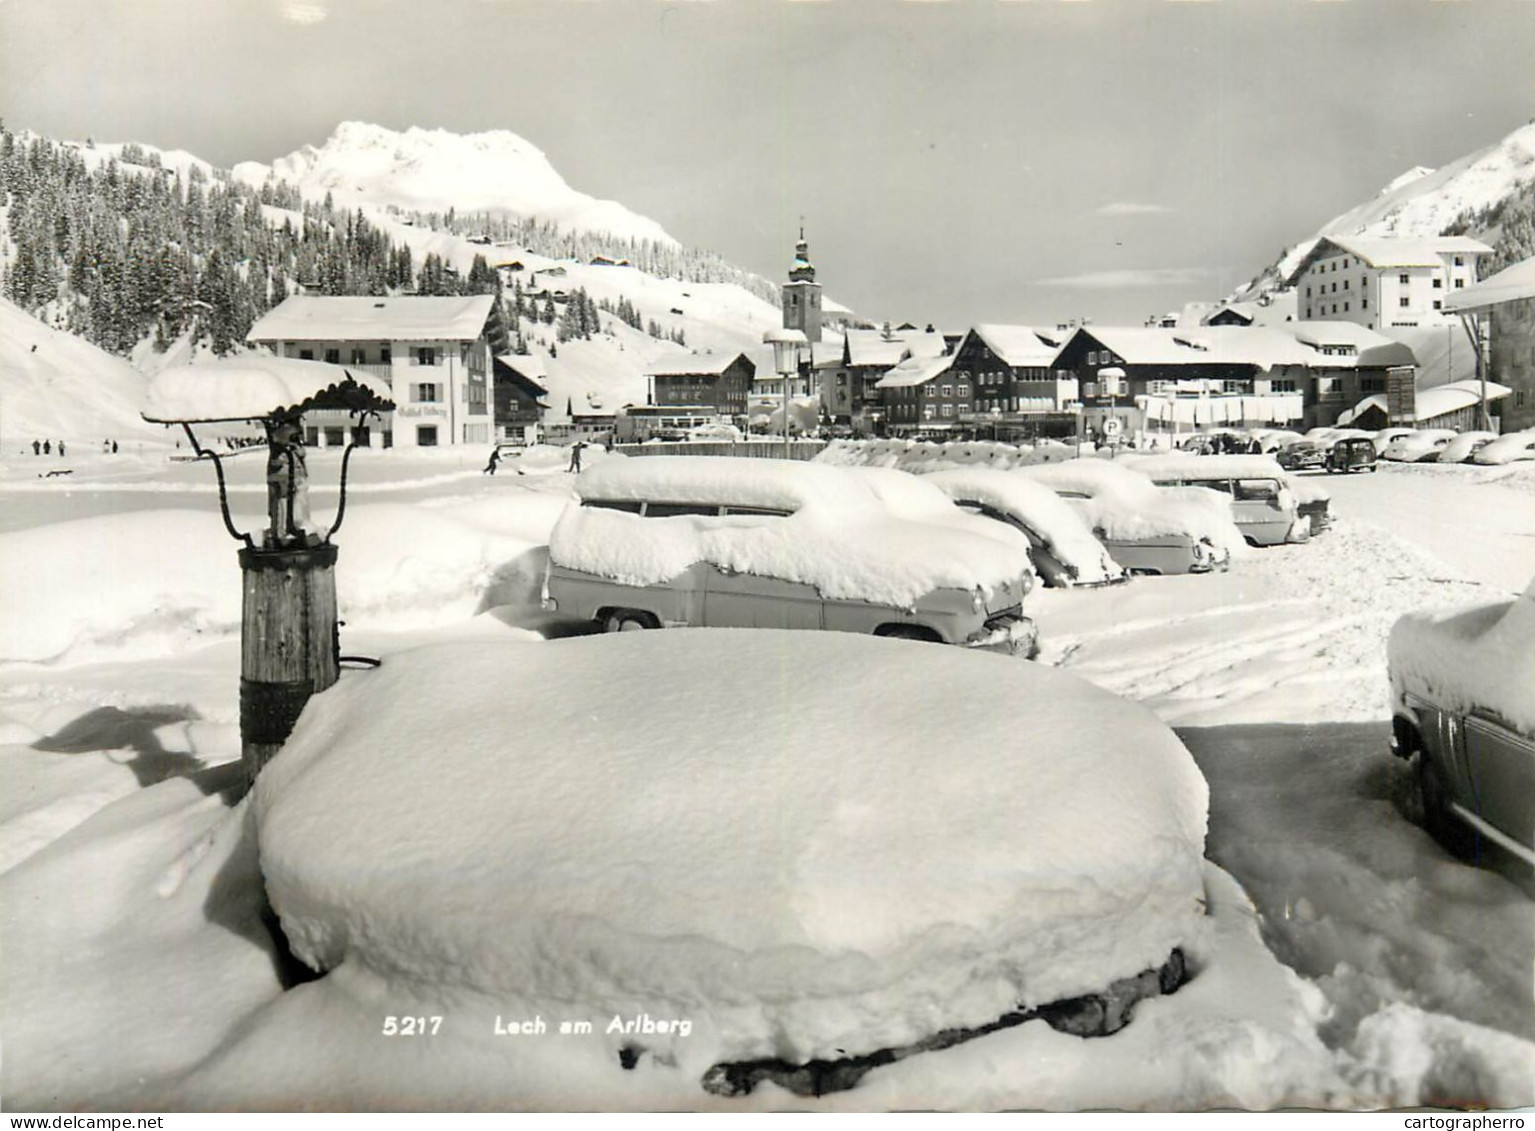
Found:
3,0 -> 1534,327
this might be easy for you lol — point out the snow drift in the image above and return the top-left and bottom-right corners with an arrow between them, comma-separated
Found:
255,631 -> 1210,1075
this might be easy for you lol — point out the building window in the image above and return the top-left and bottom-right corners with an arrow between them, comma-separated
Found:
1433,277 -> 1443,289
381,346 -> 392,364
417,425 -> 439,447
1400,297 -> 1410,308
1399,273 -> 1410,285
414,383 -> 441,403
940,403 -> 952,418
957,384 -> 970,397
1454,256 -> 1464,267
299,349 -> 314,361
1344,303 -> 1350,312
324,348 -> 340,364
1270,379 -> 1297,394
1343,279 -> 1350,290
416,347 -> 438,366
1362,296 -> 1369,309
1433,300 -> 1442,310
1455,279 -> 1465,289
350,349 -> 366,364
941,384 -> 953,397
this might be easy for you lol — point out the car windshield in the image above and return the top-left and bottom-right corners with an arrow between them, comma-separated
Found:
1234,479 -> 1280,501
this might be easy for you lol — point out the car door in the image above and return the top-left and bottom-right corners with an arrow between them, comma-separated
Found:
1463,714 -> 1535,855
700,508 -> 823,630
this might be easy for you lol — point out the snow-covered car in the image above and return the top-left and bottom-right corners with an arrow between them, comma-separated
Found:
1388,572 -> 1535,867
1286,475 -> 1332,536
1371,427 -> 1417,455
1016,458 -> 1235,576
1325,436 -> 1377,474
1381,430 -> 1455,463
1276,441 -> 1326,472
543,457 -> 1039,655
1471,428 -> 1535,465
255,630 -> 1210,1101
921,468 -> 1128,588
1437,431 -> 1499,465
1122,454 -> 1310,547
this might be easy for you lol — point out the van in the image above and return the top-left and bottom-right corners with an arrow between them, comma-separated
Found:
1126,454 -> 1309,547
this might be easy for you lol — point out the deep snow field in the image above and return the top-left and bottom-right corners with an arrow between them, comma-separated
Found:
1,445 -> 1532,1112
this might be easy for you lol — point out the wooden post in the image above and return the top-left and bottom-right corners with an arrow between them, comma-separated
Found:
238,543 -> 339,787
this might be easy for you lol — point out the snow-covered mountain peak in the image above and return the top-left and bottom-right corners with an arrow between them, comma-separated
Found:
232,121 -> 677,247
1236,119 -> 1535,297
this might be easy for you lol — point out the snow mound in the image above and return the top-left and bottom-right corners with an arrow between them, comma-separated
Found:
0,505 -> 536,663
256,631 -> 1210,1069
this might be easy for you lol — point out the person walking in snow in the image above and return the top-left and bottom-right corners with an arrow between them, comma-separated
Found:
567,440 -> 586,473
483,447 -> 501,476
58,440 -> 66,458
31,440 -> 40,456
42,440 -> 50,455
111,440 -> 118,454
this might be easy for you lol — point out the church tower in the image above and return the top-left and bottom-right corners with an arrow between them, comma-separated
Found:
781,226 -> 823,344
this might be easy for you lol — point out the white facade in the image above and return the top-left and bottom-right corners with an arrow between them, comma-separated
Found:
1297,237 -> 1491,331
248,297 -> 496,448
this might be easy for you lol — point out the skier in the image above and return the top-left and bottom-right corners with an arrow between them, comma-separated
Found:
483,447 -> 501,476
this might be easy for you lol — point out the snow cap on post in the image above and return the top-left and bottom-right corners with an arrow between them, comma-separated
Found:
142,355 -> 394,424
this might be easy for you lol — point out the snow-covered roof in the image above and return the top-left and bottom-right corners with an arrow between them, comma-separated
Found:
844,329 -> 947,369
1338,379 -> 1512,425
1288,322 -> 1418,368
247,295 -> 496,343
1203,291 -> 1299,327
644,351 -> 753,378
875,354 -> 956,389
1443,255 -> 1535,312
494,351 -> 547,380
972,325 -> 1063,367
1081,326 -> 1314,370
142,356 -> 394,423
1309,235 -> 1493,272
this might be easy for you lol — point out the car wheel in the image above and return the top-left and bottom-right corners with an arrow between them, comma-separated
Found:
604,610 -> 657,633
874,624 -> 943,644
1416,753 -> 1476,859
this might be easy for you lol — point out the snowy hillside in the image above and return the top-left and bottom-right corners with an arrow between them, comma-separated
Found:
1239,120 -> 1535,296
0,298 -> 163,447
232,121 -> 678,248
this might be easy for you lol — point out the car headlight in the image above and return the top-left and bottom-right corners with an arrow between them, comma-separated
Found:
972,588 -> 986,613
1019,570 -> 1034,596
1192,540 -> 1210,561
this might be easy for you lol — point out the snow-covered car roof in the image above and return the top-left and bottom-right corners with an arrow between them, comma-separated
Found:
1390,580 -> 1535,738
922,469 -> 1124,586
1118,453 -> 1289,482
255,631 -> 1210,1071
553,456 -> 1030,607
